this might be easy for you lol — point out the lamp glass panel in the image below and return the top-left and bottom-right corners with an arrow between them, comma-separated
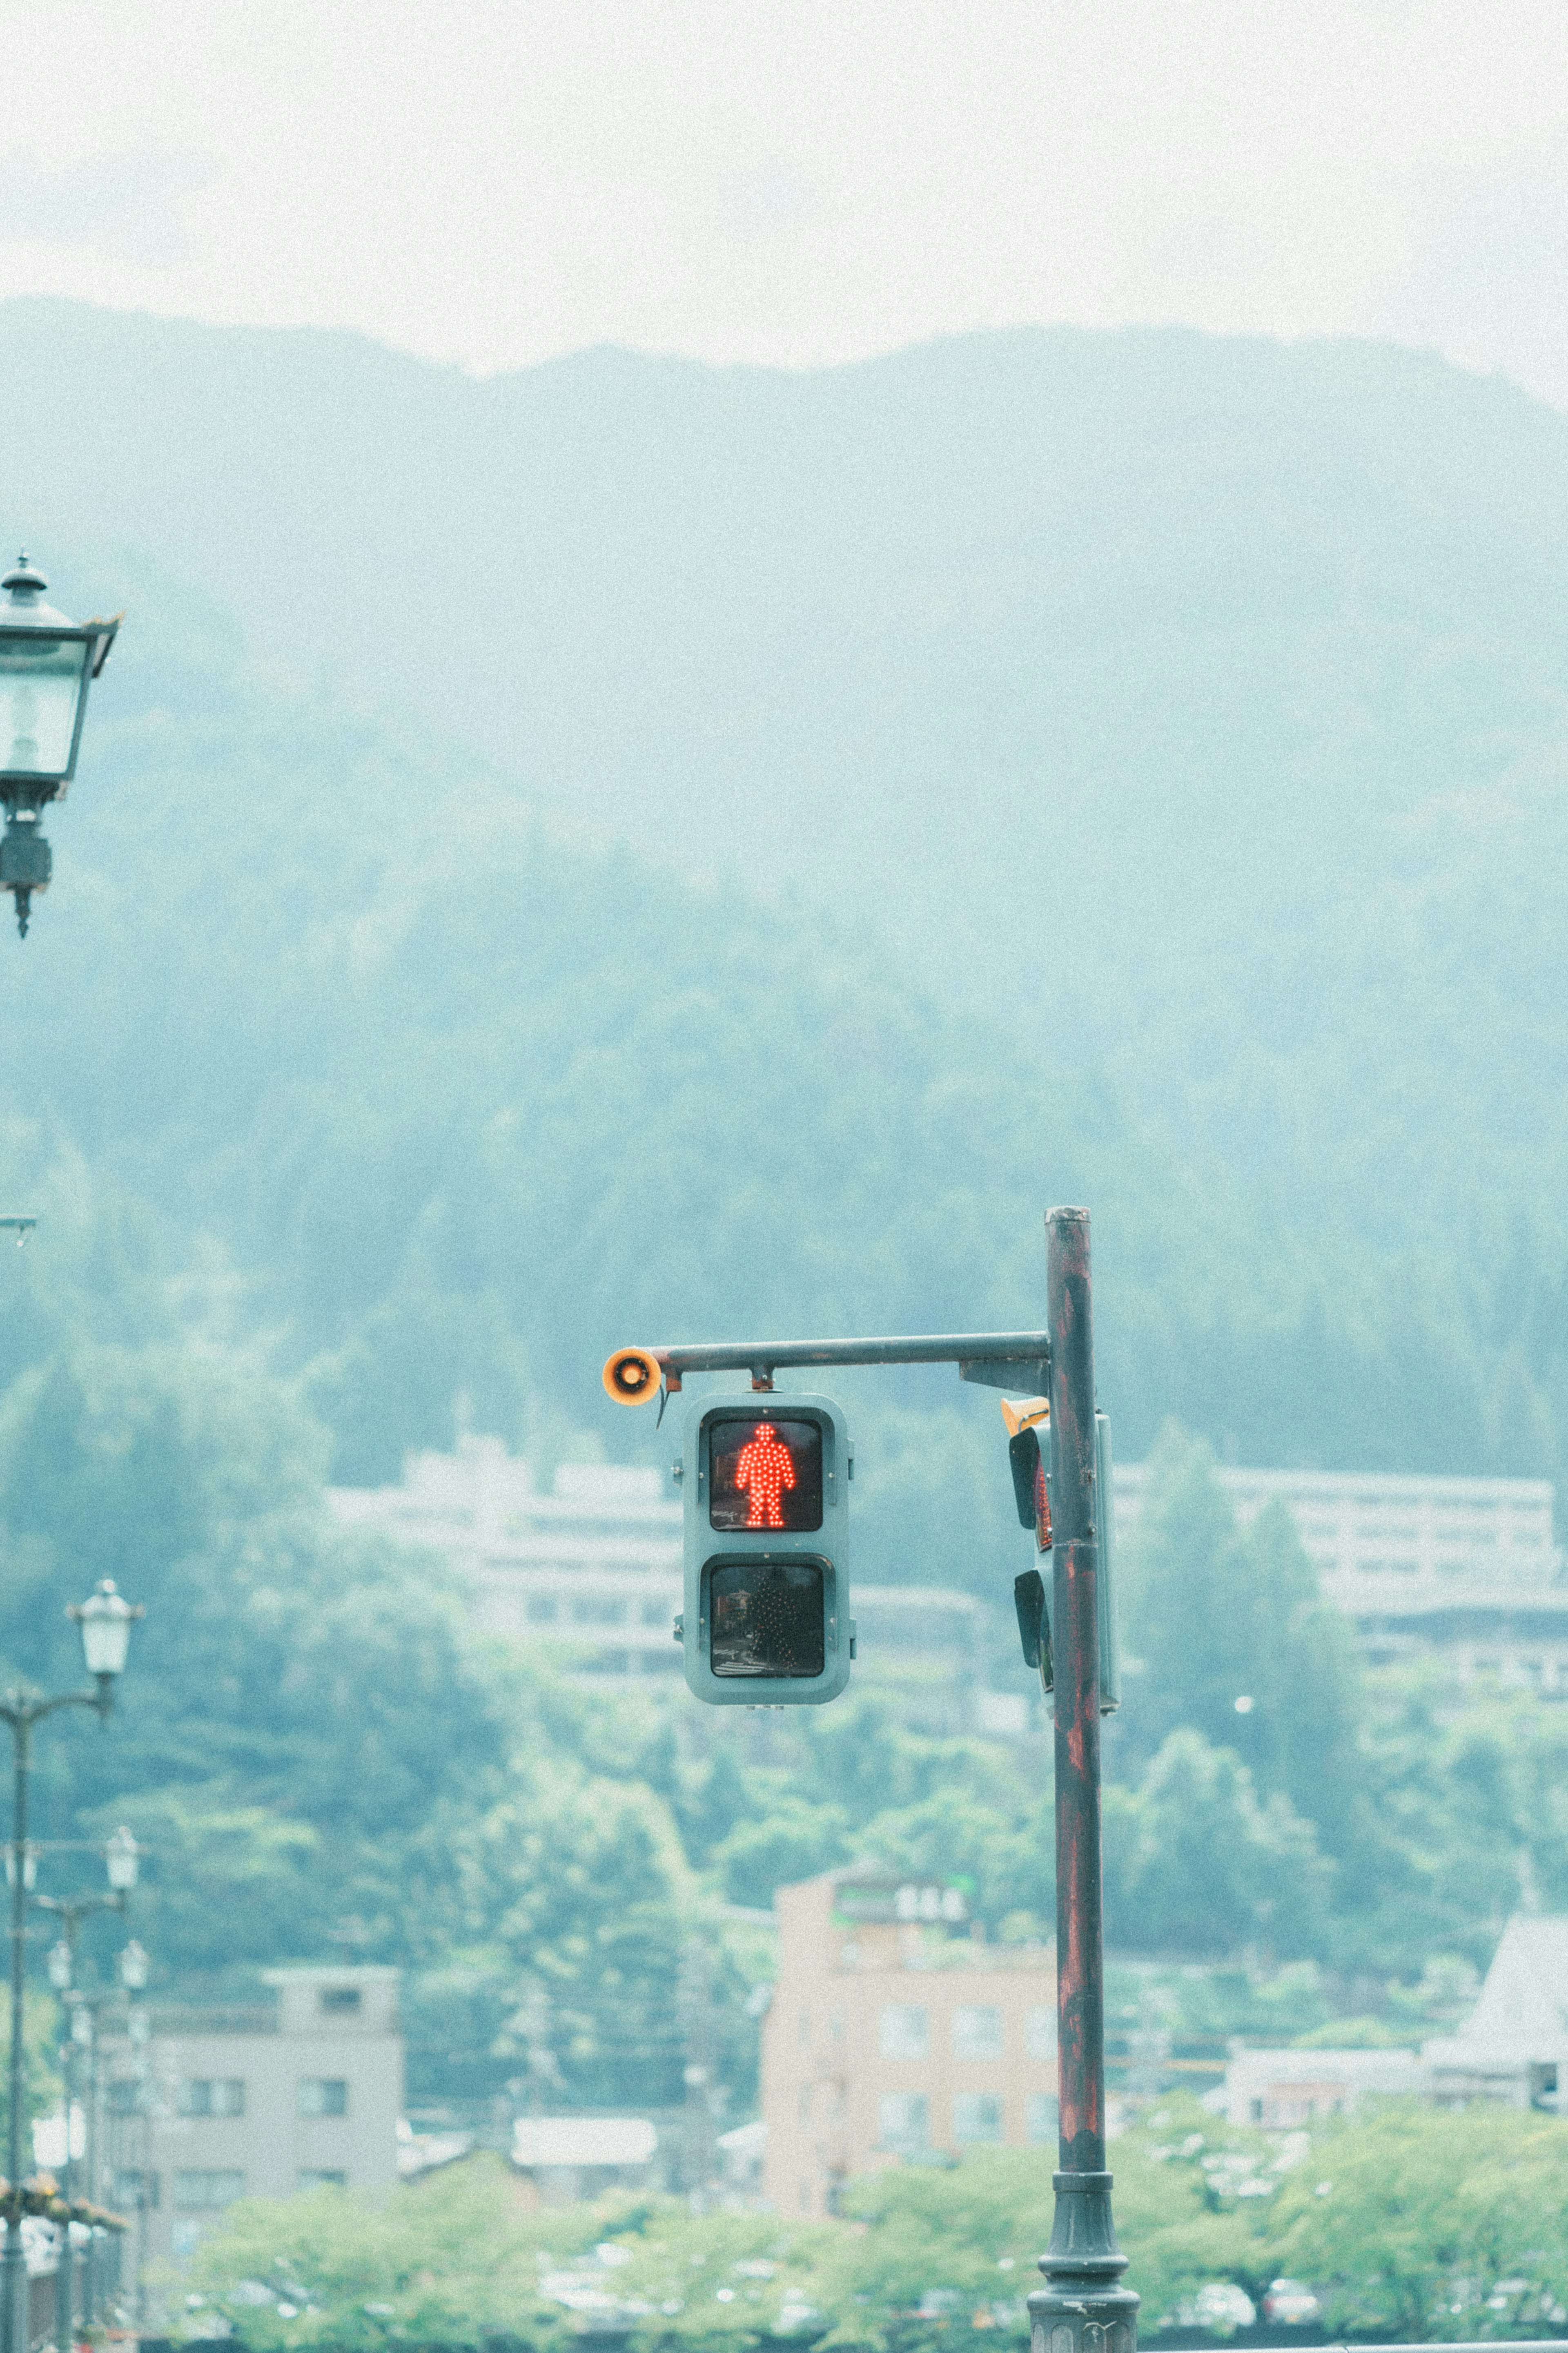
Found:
80,1606 -> 131,1676
0,638 -> 88,778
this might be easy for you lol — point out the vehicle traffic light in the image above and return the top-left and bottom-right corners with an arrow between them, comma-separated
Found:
675,1391 -> 853,1706
1002,1398 -> 1119,1712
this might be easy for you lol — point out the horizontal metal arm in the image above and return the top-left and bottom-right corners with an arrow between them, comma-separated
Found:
0,1686 -> 110,1731
649,1330 -> 1051,1394
34,1893 -> 125,1922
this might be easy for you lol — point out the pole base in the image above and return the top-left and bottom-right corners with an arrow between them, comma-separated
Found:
1028,2171 -> 1139,2353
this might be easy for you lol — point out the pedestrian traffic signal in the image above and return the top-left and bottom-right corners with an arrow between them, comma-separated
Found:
676,1392 -> 853,1706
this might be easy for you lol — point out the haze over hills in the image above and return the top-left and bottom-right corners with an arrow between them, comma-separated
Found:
0,299 -> 1565,1505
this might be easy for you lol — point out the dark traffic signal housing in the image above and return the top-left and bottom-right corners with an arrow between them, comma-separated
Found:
677,1391 -> 853,1706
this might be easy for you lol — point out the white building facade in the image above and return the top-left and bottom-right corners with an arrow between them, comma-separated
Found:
329,1437 -> 991,1726
1115,1463 -> 1568,1691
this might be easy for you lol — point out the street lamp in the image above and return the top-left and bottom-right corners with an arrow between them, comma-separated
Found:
0,1581 -> 143,2353
0,556 -> 120,938
115,1941 -> 151,2329
105,1829 -> 139,1895
37,1821 -> 144,2342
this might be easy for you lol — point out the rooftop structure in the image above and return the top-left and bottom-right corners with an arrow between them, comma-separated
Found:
1424,1914 -> 1568,2112
1116,1463 -> 1568,1689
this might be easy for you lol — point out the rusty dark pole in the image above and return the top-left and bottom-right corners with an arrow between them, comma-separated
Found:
1029,1208 -> 1138,2353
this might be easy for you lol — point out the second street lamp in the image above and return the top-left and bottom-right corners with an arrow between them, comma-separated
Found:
0,555 -> 121,937
37,1824 -> 142,2348
0,1583 -> 143,2353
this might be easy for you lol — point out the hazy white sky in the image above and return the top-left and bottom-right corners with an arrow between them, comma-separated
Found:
4,0 -> 1568,401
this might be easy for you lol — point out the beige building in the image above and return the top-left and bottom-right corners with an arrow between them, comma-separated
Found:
761,1871 -> 1057,2217
102,1965 -> 403,2268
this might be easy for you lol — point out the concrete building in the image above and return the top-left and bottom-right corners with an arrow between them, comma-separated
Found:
329,1436 -> 996,1728
1424,1914 -> 1568,2112
101,1965 -> 402,2266
1219,2045 -> 1427,2130
510,2116 -> 659,2204
1115,1463 -> 1568,1691
1220,1916 -> 1568,2126
760,1870 -> 1057,2217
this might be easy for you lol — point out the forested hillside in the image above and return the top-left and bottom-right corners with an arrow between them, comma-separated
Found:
2,299 -> 1568,1487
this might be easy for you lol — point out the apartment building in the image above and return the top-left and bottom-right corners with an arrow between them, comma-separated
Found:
101,1965 -> 402,2266
761,1870 -> 1057,2217
1115,1463 -> 1568,1691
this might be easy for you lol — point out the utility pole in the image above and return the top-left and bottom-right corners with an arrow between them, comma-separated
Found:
679,1940 -> 719,2207
1028,1209 -> 1138,2353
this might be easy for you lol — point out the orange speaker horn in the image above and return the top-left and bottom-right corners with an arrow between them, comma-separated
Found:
603,1347 -> 662,1405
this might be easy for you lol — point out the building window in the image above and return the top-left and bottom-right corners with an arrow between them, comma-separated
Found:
175,2170 -> 245,2211
572,1596 -> 626,1626
526,1595 -> 559,1624
319,1988 -> 361,2016
1027,2094 -> 1059,2145
954,2092 -> 1004,2145
299,2077 -> 349,2117
112,2168 -> 158,2211
298,2169 -> 347,2191
952,2006 -> 1003,2061
878,2092 -> 930,2153
1025,2005 -> 1053,2061
879,2005 -> 929,2060
799,2083 -> 811,2123
107,2079 -> 142,2116
179,2078 -> 246,2119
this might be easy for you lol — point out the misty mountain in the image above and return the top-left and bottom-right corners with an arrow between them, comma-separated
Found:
0,299 -> 1565,1501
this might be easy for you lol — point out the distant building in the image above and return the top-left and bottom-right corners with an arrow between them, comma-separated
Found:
330,1436 -> 991,1729
1219,2045 -> 1426,2129
1115,1463 -> 1568,1691
1425,1914 -> 1568,2112
718,2117 -> 767,2204
100,1965 -> 402,2267
1221,1915 -> 1568,2125
761,1869 -> 1057,2218
510,2115 -> 659,2204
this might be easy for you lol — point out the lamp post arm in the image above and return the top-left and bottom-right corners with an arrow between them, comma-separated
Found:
0,1686 -> 116,1735
35,1894 -> 125,1929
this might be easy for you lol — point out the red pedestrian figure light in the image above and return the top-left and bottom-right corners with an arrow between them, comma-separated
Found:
733,1421 -> 796,1529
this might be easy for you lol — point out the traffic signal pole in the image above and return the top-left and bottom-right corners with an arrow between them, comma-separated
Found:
1030,1208 -> 1137,2353
606,1209 -> 1136,2340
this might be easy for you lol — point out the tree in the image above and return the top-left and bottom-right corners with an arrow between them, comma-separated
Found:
1114,1427 -> 1363,1854
1269,2101 -> 1568,2340
1105,1729 -> 1333,1958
